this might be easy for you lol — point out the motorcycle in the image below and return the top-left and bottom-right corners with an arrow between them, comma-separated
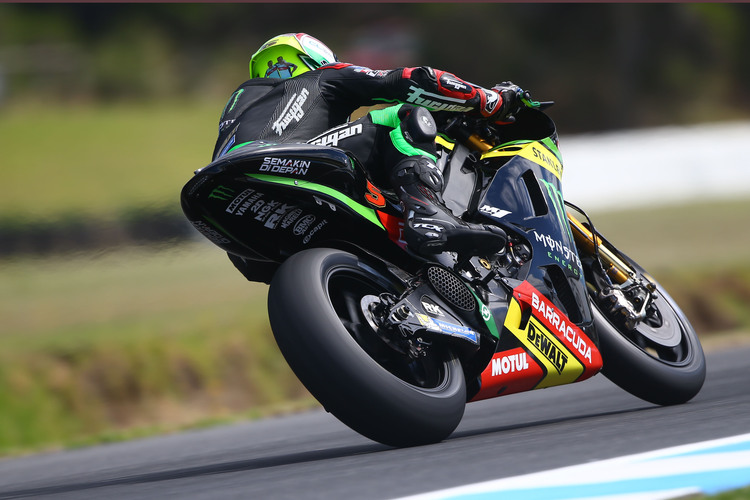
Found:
180,91 -> 706,447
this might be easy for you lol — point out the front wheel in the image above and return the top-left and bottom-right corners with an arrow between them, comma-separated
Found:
268,248 -> 466,447
590,254 -> 706,405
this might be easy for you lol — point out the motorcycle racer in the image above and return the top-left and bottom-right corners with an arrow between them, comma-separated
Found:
215,32 -> 521,281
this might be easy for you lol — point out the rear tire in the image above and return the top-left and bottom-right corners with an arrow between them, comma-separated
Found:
268,248 -> 466,447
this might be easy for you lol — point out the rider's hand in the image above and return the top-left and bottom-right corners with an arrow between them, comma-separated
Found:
477,82 -> 523,125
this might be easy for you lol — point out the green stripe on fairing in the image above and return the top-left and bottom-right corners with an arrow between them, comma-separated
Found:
228,140 -> 276,153
245,174 -> 385,229
541,136 -> 562,163
489,139 -> 534,151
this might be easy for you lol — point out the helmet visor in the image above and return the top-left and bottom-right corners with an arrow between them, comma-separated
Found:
252,47 -> 306,79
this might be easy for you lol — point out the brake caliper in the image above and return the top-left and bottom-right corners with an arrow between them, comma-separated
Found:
598,280 -> 657,331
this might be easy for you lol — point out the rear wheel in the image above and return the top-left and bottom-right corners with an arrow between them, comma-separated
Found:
268,248 -> 466,447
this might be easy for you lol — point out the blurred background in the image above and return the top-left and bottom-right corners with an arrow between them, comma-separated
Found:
1,3 -> 749,455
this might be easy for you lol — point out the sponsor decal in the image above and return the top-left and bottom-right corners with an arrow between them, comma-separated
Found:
413,222 -> 443,232
258,38 -> 279,50
481,303 -> 491,321
272,88 -> 309,135
208,185 -> 234,201
516,143 -> 563,180
351,65 -> 390,77
303,219 -> 328,244
421,297 -> 445,317
293,214 -> 316,235
234,191 -> 264,217
190,220 -> 231,245
223,89 -> 245,116
252,199 -> 283,225
260,157 -> 311,176
405,85 -> 474,113
365,181 -> 386,208
439,73 -> 472,93
527,322 -> 568,374
532,146 -> 562,178
471,347 -> 545,401
502,281 -> 600,389
220,89 -> 245,122
540,179 -> 573,241
534,231 -> 582,276
309,123 -> 363,147
479,204 -> 511,219
280,207 -> 303,229
226,188 -> 256,214
298,34 -> 336,65
262,203 -> 296,230
433,318 -> 479,343
483,89 -> 499,114
491,351 -> 530,376
530,290 -> 593,363
512,281 -> 602,381
416,314 -> 479,344
219,119 -> 235,133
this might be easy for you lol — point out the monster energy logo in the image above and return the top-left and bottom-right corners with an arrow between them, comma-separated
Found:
221,89 -> 245,119
540,179 -> 572,240
208,185 -> 235,201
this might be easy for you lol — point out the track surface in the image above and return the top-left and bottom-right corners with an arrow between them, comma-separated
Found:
0,345 -> 747,500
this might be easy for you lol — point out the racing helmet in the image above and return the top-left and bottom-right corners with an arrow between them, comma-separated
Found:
249,33 -> 337,79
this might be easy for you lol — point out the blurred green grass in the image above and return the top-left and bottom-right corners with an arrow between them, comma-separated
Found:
0,101 -> 218,219
0,243 -> 310,455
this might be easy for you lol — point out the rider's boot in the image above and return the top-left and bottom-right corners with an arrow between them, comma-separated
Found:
390,156 -> 506,257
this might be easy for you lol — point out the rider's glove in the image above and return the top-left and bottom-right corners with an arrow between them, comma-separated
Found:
477,82 -> 524,125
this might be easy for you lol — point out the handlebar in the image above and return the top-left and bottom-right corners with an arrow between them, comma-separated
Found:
434,87 -> 557,152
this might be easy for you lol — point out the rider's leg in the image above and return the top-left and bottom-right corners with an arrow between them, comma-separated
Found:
314,104 -> 504,257
379,105 -> 505,257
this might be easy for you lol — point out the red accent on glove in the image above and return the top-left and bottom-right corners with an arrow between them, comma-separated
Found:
433,69 -> 477,100
402,67 -> 418,78
477,88 -> 503,119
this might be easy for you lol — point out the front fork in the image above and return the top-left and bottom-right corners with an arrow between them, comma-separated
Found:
568,212 -> 657,330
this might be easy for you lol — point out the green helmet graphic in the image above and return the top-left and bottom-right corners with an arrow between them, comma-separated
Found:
249,33 -> 337,79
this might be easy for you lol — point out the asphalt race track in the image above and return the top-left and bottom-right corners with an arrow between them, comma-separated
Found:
0,344 -> 748,500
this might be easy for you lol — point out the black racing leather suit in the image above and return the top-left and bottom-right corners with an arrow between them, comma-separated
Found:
214,63 -> 506,282
213,63 -> 498,160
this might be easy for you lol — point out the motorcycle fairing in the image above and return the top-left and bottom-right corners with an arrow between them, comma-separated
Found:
471,280 -> 602,401
476,139 -> 593,331
181,141 -> 405,263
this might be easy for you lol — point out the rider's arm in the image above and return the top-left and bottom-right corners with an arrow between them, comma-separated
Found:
317,63 -> 513,122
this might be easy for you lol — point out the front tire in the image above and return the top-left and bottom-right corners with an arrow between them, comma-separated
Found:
591,256 -> 706,405
268,248 -> 466,447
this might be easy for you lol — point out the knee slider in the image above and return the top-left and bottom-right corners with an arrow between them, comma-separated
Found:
399,106 -> 437,146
